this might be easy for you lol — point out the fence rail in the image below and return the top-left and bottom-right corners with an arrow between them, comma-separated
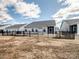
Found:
0,30 -> 50,37
54,31 -> 75,39
0,30 -> 76,39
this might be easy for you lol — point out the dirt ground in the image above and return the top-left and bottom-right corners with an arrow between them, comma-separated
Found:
0,36 -> 79,59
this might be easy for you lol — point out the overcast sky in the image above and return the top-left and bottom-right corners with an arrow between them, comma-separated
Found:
0,0 -> 79,24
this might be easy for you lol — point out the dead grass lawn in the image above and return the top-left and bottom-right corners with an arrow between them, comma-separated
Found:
0,36 -> 79,59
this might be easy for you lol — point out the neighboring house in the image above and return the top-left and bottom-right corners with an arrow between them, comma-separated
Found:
5,24 -> 27,31
60,19 -> 79,33
0,24 -> 11,31
60,19 -> 79,39
25,20 -> 55,35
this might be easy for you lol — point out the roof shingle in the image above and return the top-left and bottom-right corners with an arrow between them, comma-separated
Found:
63,19 -> 79,25
25,20 -> 55,28
5,24 -> 26,29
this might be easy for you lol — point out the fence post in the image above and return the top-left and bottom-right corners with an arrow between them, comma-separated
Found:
7,31 -> 8,36
12,31 -> 13,36
37,32 -> 39,39
2,30 -> 4,36
29,31 -> 31,37
23,31 -> 25,36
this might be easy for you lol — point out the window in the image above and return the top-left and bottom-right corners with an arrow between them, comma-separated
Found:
35,29 -> 38,32
70,24 -> 77,33
32,29 -> 34,32
25,29 -> 27,32
48,26 -> 54,34
43,29 -> 46,32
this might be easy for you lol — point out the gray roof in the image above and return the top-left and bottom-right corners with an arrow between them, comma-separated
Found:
25,20 -> 55,28
0,25 -> 6,27
0,24 -> 10,29
0,24 -> 10,27
5,24 -> 26,29
63,19 -> 79,25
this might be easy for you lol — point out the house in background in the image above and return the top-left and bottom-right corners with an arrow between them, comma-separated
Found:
25,20 -> 55,35
5,24 -> 27,31
60,19 -> 79,39
0,24 -> 11,31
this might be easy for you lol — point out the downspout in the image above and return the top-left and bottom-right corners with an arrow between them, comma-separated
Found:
58,21 -> 63,38
59,21 -> 63,31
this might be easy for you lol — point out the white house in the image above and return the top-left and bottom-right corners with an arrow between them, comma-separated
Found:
0,24 -> 11,31
60,19 -> 79,39
5,24 -> 27,31
25,20 -> 55,35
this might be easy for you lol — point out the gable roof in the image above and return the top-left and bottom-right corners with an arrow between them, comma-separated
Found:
63,19 -> 79,25
25,20 -> 55,28
5,24 -> 26,29
0,24 -> 11,30
0,25 -> 6,27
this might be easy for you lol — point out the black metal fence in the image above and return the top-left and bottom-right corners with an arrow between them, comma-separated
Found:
0,30 -> 76,39
54,31 -> 75,39
0,30 -> 42,37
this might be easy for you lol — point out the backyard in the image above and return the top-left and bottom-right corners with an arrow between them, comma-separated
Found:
0,36 -> 79,59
